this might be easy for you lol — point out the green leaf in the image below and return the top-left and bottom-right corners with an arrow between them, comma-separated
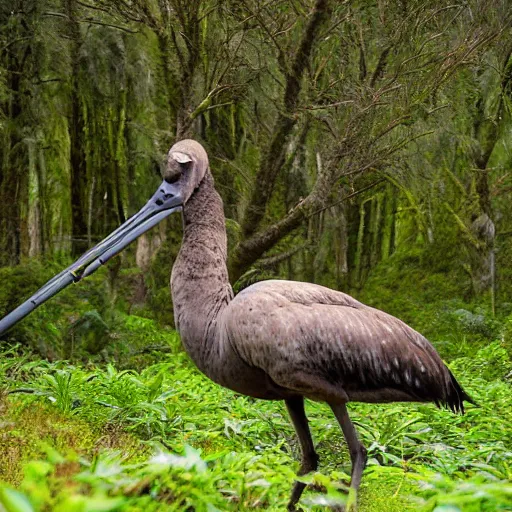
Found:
0,488 -> 35,512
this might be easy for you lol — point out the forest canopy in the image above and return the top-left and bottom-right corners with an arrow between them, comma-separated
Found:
0,0 -> 511,303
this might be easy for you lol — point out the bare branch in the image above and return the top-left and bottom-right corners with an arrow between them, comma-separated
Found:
43,11 -> 137,33
258,243 -> 310,268
306,179 -> 386,219
76,0 -> 111,14
80,17 -> 138,33
239,0 -> 334,239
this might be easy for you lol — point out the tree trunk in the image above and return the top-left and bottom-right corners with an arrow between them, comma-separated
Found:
0,6 -> 31,266
66,0 -> 88,256
468,213 -> 495,295
239,0 -> 332,240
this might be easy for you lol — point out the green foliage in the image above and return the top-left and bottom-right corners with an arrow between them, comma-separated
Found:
416,471 -> 512,511
355,247 -> 507,361
1,4 -> 512,510
1,306 -> 511,511
450,342 -> 511,382
67,310 -> 110,356
0,261 -> 182,365
0,262 -> 109,357
500,313 -> 512,359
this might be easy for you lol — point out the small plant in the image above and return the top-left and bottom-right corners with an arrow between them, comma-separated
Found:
416,470 -> 512,511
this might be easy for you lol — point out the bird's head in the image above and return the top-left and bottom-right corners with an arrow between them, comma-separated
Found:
163,139 -> 209,205
0,139 -> 211,335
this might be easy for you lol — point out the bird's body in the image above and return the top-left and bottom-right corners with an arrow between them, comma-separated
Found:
0,139 -> 473,511
166,141 -> 471,510
224,280 -> 468,407
171,156 -> 470,412
168,144 -> 473,510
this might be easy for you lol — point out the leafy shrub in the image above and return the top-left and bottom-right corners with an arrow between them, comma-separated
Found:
1,304 -> 512,511
66,310 -> 110,356
450,309 -> 499,339
415,470 -> 512,511
450,341 -> 512,382
0,261 -> 110,357
0,444 -> 299,511
499,313 -> 512,359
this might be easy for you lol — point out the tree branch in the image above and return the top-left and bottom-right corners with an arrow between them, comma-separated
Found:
257,243 -> 310,269
43,11 -> 138,33
239,0 -> 333,239
229,172 -> 384,281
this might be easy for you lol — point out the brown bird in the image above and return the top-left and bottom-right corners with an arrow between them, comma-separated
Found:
0,139 -> 474,511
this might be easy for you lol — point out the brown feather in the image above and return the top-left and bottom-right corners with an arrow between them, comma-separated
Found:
222,280 -> 474,412
165,140 -> 474,511
167,141 -> 474,413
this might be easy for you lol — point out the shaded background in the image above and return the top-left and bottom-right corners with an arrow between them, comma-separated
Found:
1,0 -> 512,358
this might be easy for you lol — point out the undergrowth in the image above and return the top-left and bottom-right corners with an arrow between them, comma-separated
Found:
1,254 -> 512,511
0,316 -> 511,511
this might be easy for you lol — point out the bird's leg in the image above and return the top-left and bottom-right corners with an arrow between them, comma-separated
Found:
330,403 -> 367,511
285,396 -> 319,511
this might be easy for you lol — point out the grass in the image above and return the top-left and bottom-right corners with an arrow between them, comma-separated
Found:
0,253 -> 511,511
0,312 -> 511,511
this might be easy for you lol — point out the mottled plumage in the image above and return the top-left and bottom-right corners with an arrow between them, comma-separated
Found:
167,140 -> 474,511
225,280 -> 471,411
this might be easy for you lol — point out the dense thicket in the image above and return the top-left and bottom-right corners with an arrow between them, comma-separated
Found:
1,0 -> 511,320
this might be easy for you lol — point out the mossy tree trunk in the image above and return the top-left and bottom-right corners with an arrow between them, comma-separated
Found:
0,2 -> 40,265
463,48 -> 511,296
66,0 -> 89,256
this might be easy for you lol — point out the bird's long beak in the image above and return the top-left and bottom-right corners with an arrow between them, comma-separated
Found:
0,181 -> 183,335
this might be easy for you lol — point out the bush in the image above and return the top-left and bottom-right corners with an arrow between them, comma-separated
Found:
0,262 -> 110,357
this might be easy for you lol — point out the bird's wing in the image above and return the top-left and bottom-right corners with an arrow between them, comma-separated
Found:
223,280 -> 471,411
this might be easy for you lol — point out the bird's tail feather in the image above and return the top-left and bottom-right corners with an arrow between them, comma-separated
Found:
444,369 -> 477,414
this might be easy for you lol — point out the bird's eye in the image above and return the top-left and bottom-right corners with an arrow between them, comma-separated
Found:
165,173 -> 181,184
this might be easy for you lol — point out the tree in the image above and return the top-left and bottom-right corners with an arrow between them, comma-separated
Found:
228,0 -> 509,282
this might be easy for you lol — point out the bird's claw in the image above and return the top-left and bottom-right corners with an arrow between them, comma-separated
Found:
345,487 -> 358,511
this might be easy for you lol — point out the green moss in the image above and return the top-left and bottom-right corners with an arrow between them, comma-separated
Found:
0,398 -> 97,485
0,395 -> 147,487
359,468 -> 417,512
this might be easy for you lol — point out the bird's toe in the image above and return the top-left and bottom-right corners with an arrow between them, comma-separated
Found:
344,487 -> 358,511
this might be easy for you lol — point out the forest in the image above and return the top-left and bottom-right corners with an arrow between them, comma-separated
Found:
0,0 -> 512,510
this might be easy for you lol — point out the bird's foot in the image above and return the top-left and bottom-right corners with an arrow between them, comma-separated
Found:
345,487 -> 358,511
330,487 -> 358,511
287,499 -> 306,512
287,482 -> 356,511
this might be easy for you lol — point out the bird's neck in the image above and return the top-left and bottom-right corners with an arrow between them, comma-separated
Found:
171,172 -> 233,368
